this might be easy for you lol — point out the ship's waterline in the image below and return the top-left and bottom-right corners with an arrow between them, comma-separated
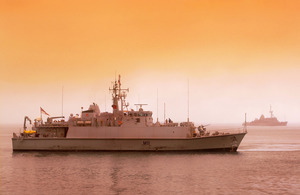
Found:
12,133 -> 246,151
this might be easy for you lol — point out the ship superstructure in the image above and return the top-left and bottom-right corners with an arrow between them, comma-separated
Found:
12,75 -> 247,152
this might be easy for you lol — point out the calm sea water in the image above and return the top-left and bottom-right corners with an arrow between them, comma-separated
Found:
1,124 -> 300,195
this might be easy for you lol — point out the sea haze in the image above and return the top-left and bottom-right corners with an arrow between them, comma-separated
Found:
1,124 -> 300,194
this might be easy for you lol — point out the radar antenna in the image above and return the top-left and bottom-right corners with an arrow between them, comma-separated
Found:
134,104 -> 147,111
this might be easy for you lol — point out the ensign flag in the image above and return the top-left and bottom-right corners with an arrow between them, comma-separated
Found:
40,107 -> 50,116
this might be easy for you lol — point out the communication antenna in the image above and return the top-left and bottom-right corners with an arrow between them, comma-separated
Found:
62,86 -> 64,116
157,88 -> 159,122
105,94 -> 107,112
187,78 -> 190,122
164,102 -> 166,124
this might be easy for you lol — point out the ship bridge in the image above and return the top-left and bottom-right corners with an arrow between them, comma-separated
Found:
127,109 -> 152,117
123,107 -> 153,126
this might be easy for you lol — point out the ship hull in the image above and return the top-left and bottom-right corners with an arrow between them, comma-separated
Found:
12,133 -> 246,152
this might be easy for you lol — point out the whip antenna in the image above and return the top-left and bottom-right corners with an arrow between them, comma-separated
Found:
62,86 -> 64,116
187,78 -> 189,122
157,88 -> 159,122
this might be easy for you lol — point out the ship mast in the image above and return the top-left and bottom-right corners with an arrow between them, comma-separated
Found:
109,75 -> 129,113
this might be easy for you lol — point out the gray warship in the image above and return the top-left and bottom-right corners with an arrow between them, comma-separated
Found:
244,106 -> 287,126
12,75 -> 247,152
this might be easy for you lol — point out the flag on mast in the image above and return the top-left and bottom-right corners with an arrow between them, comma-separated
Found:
40,107 -> 50,116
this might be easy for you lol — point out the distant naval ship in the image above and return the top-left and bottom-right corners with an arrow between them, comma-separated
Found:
12,75 -> 247,152
244,106 -> 287,126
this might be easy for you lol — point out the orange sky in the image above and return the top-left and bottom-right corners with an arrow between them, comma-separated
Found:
1,1 -> 300,124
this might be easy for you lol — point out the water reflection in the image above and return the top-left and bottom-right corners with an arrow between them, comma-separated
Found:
110,166 -> 127,194
3,126 -> 300,194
